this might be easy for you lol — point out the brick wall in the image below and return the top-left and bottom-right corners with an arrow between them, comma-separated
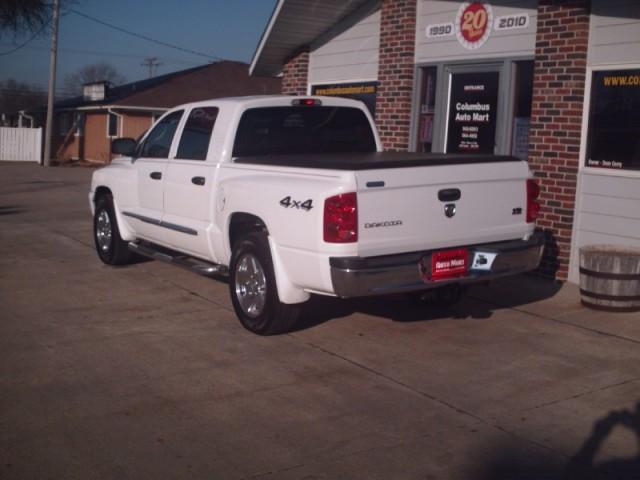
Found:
528,0 -> 590,280
281,49 -> 309,95
375,0 -> 416,151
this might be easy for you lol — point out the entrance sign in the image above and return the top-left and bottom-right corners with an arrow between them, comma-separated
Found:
456,2 -> 493,50
586,69 -> 640,171
446,71 -> 499,154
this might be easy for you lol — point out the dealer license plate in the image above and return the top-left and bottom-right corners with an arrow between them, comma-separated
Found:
428,248 -> 468,280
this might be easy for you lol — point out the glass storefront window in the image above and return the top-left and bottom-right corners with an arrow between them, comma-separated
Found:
511,61 -> 533,160
416,67 -> 437,153
586,69 -> 640,171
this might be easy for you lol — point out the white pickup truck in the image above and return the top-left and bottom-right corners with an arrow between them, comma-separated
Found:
90,95 -> 544,335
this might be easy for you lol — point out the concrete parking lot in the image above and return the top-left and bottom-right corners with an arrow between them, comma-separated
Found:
1,162 -> 639,479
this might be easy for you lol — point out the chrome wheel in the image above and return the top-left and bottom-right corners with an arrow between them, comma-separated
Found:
234,253 -> 267,318
95,209 -> 112,253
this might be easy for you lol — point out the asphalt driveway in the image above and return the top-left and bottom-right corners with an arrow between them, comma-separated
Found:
1,162 -> 639,479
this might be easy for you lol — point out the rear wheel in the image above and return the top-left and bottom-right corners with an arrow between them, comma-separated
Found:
229,233 -> 301,335
93,195 -> 132,265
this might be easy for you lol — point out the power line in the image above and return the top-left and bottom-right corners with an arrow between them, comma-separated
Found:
0,17 -> 51,56
0,88 -> 75,96
0,43 -> 202,66
69,9 -> 224,61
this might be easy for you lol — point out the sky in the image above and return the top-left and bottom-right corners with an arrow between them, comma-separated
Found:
0,0 -> 277,97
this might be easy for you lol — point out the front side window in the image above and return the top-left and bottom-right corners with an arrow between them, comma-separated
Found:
138,110 -> 183,159
233,106 -> 376,157
176,107 -> 219,160
586,69 -> 640,171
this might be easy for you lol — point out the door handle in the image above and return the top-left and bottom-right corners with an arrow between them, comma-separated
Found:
149,171 -> 162,180
438,188 -> 461,202
191,176 -> 206,186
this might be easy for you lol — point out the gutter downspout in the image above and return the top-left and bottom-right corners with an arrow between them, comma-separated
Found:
19,110 -> 36,128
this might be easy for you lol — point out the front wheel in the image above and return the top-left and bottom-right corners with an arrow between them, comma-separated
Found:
93,195 -> 132,266
229,233 -> 301,335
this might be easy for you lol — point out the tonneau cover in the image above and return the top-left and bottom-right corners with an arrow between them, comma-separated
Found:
233,152 -> 522,171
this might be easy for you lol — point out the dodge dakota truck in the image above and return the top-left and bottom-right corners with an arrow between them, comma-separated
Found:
90,95 -> 544,335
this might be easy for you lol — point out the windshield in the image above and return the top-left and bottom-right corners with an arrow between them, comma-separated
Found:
233,106 -> 376,157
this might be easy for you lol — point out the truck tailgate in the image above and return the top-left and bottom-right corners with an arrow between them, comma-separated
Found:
356,160 -> 532,258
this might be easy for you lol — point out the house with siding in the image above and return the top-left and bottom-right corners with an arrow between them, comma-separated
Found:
250,0 -> 640,284
24,61 -> 281,164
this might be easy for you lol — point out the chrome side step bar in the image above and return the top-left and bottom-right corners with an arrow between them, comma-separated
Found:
129,241 -> 228,278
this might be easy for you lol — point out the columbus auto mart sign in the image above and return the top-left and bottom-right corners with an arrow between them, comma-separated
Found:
424,2 -> 530,50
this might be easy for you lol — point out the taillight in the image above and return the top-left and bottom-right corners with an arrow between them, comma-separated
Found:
291,98 -> 322,106
526,179 -> 540,223
324,192 -> 358,243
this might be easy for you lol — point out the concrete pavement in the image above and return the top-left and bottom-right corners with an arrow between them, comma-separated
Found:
1,162 -> 639,479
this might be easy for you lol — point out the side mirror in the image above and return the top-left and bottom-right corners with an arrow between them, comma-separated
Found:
111,138 -> 137,156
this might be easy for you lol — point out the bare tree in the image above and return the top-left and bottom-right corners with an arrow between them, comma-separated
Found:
63,62 -> 127,96
0,78 -> 46,116
0,0 -> 51,36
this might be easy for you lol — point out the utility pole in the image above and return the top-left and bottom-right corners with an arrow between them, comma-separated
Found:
43,0 -> 60,167
141,57 -> 162,78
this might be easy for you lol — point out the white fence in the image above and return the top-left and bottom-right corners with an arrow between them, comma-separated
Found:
0,127 -> 42,162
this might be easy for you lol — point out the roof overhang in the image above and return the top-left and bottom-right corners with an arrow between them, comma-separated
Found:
250,0 -> 380,77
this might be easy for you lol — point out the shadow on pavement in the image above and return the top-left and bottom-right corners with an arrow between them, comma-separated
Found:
564,401 -> 640,480
293,274 -> 563,332
0,205 -> 25,216
469,274 -> 564,310
472,402 -> 640,480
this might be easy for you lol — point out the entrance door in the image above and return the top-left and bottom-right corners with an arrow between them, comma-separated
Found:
414,61 -> 534,156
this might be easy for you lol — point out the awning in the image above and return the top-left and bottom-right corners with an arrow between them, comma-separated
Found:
250,0 -> 380,77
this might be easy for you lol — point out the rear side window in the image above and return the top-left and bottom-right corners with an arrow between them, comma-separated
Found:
176,107 -> 219,161
233,106 -> 376,157
139,110 -> 183,158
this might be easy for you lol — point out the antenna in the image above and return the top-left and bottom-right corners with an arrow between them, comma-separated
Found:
141,57 -> 163,78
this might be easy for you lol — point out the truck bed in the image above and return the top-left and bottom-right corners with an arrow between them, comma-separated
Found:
233,152 -> 522,171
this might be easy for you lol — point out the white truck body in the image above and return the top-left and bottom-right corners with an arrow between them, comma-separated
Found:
90,95 -> 543,334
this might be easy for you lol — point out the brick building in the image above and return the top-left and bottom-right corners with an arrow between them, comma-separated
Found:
23,61 -> 281,164
251,0 -> 640,284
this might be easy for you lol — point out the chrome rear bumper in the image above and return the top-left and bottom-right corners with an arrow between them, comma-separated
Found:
330,232 -> 545,298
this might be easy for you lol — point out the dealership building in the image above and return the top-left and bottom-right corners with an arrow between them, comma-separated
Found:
250,0 -> 640,284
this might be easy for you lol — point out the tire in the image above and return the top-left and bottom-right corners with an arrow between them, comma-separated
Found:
229,233 -> 301,335
407,284 -> 466,307
93,194 -> 133,266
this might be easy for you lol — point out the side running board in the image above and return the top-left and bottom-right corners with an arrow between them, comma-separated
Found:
129,241 -> 228,277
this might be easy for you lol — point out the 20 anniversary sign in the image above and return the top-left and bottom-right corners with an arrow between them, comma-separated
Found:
425,2 -> 530,50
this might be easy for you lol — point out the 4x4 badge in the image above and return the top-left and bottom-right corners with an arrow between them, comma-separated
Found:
444,203 -> 456,218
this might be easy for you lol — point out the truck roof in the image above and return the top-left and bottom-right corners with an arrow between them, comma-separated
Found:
171,95 -> 369,110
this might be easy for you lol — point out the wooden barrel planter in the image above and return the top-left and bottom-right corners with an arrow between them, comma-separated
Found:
579,245 -> 640,312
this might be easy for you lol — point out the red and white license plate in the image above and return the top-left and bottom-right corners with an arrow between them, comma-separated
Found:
428,248 -> 468,280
